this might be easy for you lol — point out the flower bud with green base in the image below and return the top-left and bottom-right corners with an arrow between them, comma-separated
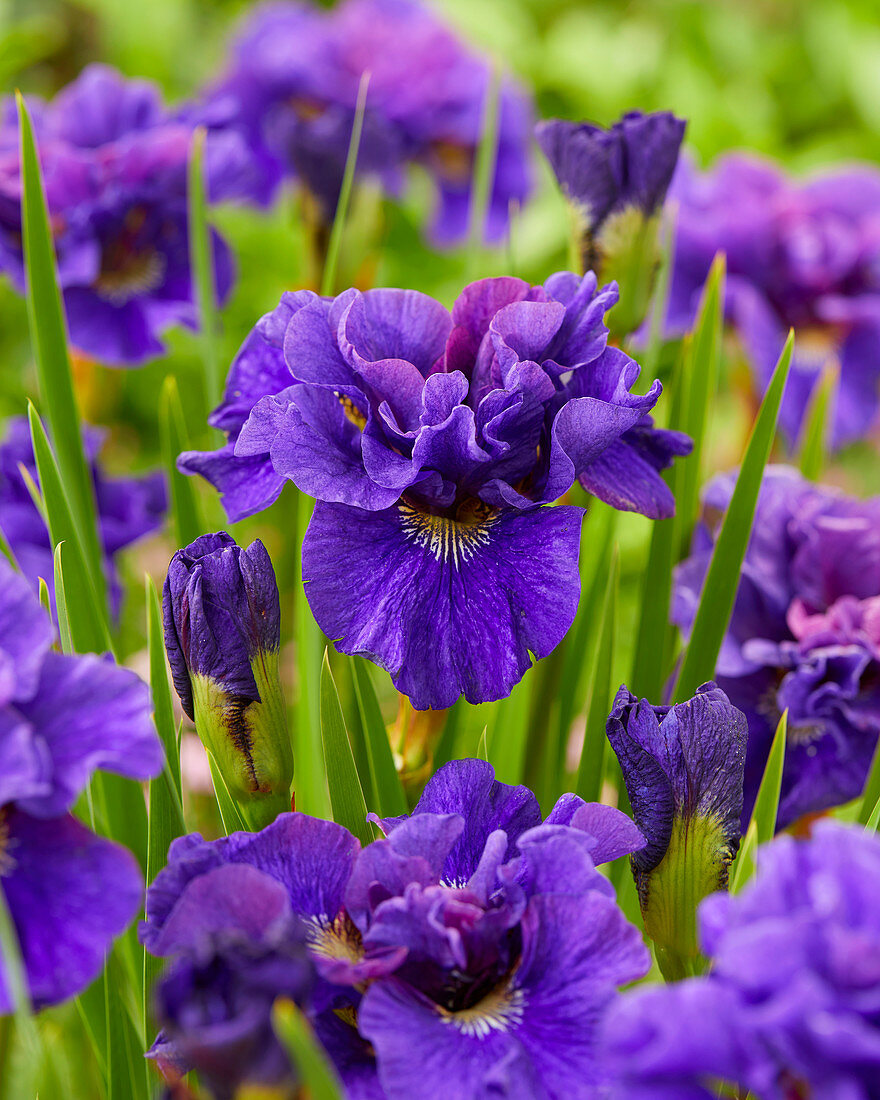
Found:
606,682 -> 747,981
536,111 -> 685,338
163,532 -> 292,829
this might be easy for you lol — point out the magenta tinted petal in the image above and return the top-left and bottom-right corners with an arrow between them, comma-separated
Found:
303,501 -> 583,709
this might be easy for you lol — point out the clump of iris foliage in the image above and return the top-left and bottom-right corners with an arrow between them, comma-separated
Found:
1,1 -> 880,1098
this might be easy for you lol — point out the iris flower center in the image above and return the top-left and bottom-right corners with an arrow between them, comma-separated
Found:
429,141 -> 473,185
305,911 -> 364,965
94,207 -> 166,305
398,499 -> 497,569
441,978 -> 526,1038
335,392 -> 367,430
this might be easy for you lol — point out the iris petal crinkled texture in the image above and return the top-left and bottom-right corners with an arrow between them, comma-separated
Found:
140,759 -> 650,1098
0,65 -> 254,366
181,272 -> 690,708
0,557 -> 161,1012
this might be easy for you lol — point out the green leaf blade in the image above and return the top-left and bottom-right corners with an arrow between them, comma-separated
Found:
27,405 -> 113,656
17,93 -> 106,609
796,363 -> 837,482
676,253 -> 725,548
159,375 -> 204,548
576,547 -> 619,803
273,999 -> 344,1100
751,709 -> 788,847
321,72 -> 370,297
351,656 -> 407,818
187,127 -> 222,412
320,650 -> 371,847
674,332 -> 794,702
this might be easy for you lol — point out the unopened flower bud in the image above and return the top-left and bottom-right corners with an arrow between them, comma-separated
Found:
163,532 -> 292,827
536,111 -> 685,337
606,682 -> 747,980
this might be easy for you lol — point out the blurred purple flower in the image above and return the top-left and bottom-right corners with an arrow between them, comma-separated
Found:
197,0 -> 533,242
148,863 -> 315,1100
0,558 -> 162,1012
0,416 -> 166,616
0,65 -> 254,365
179,272 -> 690,709
602,821 -> 880,1099
667,152 -> 880,446
142,758 -> 648,1098
673,466 -> 880,830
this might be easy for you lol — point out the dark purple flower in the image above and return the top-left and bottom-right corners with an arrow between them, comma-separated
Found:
142,758 -> 649,1098
602,821 -> 880,1099
0,558 -> 162,1012
0,416 -> 166,616
198,0 -> 533,242
667,153 -> 880,445
163,533 -> 291,818
536,111 -> 685,305
148,863 -> 315,1100
606,683 -> 747,978
179,272 -> 690,709
673,466 -> 880,830
0,65 -> 253,365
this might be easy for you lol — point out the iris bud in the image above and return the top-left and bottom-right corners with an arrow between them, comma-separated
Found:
163,532 -> 292,828
606,682 -> 747,980
536,111 -> 685,337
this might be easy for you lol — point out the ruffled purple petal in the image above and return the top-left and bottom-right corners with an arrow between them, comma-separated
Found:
1,810 -> 142,1012
303,500 -> 583,709
14,650 -> 162,817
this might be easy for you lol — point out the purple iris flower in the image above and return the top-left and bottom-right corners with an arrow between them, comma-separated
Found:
674,466 -> 880,831
148,863 -> 315,1099
179,272 -> 690,709
0,416 -> 166,615
0,558 -> 163,1012
602,821 -> 880,1099
198,0 -> 533,242
536,111 -> 686,275
0,65 -> 253,365
667,152 -> 880,446
142,758 -> 649,1098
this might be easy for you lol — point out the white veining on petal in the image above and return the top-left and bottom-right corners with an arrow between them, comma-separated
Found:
398,503 -> 497,570
303,912 -> 363,964
442,983 -> 526,1039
